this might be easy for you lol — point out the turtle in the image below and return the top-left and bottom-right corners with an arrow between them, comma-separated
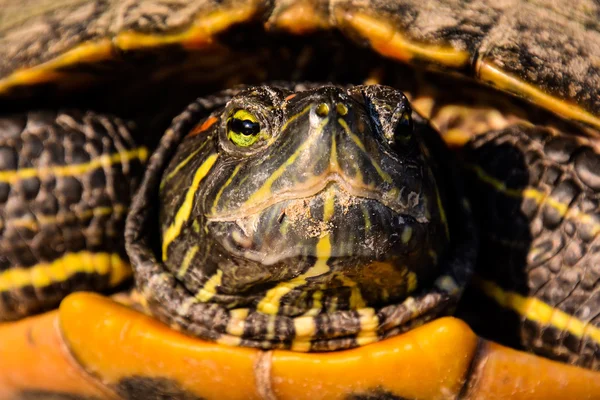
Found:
0,0 -> 600,399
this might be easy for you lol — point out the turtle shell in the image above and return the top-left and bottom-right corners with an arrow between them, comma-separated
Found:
0,1 -> 600,399
0,0 -> 598,129
3,292 -> 600,399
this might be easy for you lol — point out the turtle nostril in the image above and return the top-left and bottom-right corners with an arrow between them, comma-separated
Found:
316,103 -> 330,117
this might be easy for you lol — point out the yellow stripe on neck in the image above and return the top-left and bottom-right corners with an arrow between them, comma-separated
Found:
160,140 -> 210,191
177,245 -> 199,279
257,234 -> 332,315
211,164 -> 242,215
195,270 -> 223,302
162,153 -> 218,260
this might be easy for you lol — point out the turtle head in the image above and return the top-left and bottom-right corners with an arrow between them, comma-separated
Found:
158,85 -> 450,318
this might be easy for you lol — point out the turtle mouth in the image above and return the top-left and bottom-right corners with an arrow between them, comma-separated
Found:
206,174 -> 408,223
204,181 -> 424,267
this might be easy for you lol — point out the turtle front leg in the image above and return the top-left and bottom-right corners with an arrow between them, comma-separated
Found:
460,124 -> 600,370
0,111 -> 146,321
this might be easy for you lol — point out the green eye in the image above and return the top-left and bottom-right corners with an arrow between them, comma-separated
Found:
227,109 -> 263,147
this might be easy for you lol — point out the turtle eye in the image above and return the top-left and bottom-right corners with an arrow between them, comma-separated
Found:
227,109 -> 262,147
393,111 -> 413,145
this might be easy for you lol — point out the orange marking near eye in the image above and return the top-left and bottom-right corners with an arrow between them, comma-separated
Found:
285,94 -> 297,101
188,116 -> 219,138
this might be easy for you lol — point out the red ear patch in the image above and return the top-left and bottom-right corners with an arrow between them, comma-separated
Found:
284,93 -> 297,101
187,116 -> 218,138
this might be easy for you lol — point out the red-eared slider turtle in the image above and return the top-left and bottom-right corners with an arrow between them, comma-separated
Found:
0,1 -> 600,399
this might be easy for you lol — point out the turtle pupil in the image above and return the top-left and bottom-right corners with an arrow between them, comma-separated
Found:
230,118 -> 260,136
394,112 -> 413,142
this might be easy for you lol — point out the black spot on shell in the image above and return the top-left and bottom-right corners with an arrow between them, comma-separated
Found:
347,388 -> 410,400
115,376 -> 205,400
18,390 -> 99,400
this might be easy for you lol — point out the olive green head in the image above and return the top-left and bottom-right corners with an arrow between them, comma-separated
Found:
159,85 -> 449,318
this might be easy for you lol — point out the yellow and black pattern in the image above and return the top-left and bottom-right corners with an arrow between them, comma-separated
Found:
0,111 -> 146,321
463,125 -> 600,369
1,0 -> 599,131
127,84 -> 476,351
0,0 -> 598,391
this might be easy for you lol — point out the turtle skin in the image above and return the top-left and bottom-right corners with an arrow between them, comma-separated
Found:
0,87 -> 598,399
0,111 -> 144,321
0,0 -> 599,399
